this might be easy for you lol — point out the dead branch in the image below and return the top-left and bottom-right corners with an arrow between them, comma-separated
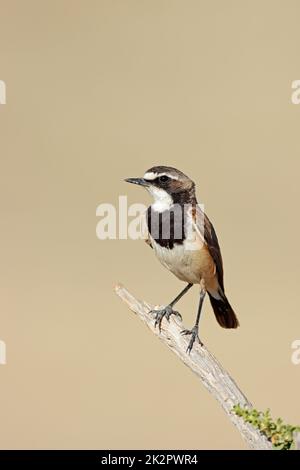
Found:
115,284 -> 273,450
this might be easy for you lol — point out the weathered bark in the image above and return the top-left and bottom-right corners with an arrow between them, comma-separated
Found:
115,284 -> 273,450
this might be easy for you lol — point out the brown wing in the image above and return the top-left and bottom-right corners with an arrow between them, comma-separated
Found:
194,205 -> 225,292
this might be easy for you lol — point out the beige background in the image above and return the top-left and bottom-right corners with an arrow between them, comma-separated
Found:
0,0 -> 300,450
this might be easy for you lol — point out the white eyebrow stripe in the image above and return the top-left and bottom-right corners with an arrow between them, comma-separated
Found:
143,172 -> 178,181
143,172 -> 157,180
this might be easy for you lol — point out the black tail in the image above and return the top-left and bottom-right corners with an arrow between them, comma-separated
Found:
208,292 -> 239,329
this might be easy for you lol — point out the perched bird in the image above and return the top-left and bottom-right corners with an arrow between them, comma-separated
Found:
125,166 -> 239,353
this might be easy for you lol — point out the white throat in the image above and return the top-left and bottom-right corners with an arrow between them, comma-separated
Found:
147,186 -> 173,213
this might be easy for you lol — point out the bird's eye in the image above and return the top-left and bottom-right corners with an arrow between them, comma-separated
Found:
159,175 -> 169,183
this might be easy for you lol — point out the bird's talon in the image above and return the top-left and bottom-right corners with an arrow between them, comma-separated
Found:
180,327 -> 202,353
180,329 -> 190,336
150,305 -> 182,332
176,312 -> 182,322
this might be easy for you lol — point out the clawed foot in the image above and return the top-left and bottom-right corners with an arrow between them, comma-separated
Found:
150,305 -> 182,332
181,326 -> 203,353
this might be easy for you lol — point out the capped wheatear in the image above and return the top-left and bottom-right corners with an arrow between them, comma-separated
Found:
125,166 -> 239,353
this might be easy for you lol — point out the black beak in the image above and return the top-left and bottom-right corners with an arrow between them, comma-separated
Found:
124,177 -> 148,187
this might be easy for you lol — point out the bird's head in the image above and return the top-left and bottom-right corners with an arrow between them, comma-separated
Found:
125,166 -> 196,211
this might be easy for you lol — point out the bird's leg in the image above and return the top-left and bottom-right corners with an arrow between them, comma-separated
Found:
151,283 -> 193,332
181,287 -> 206,353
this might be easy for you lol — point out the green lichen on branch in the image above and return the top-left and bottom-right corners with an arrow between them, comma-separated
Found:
233,405 -> 300,450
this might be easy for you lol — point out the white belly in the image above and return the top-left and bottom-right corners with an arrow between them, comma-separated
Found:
151,239 -> 202,284
147,206 -> 217,287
